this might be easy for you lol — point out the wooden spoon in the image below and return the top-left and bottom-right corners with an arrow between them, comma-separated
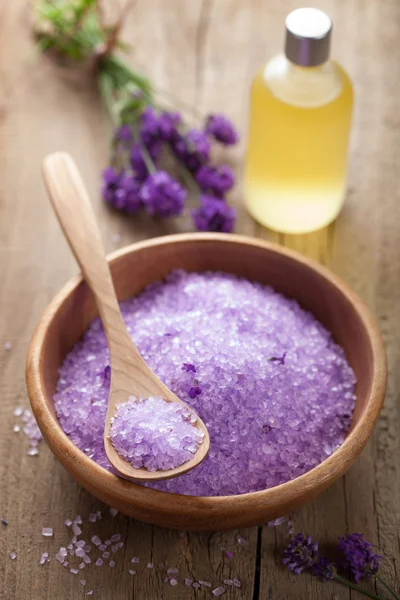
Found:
42,152 -> 210,481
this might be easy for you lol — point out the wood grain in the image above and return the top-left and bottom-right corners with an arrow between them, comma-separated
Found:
0,0 -> 399,599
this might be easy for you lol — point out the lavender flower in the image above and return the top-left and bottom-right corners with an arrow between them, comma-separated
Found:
130,142 -> 162,180
192,195 -> 236,233
196,164 -> 235,196
102,168 -> 142,214
205,114 -> 238,145
186,129 -> 210,161
282,533 -> 319,574
172,129 -> 210,172
269,352 -> 287,365
139,107 -> 160,146
313,557 -> 336,581
188,386 -> 202,399
140,171 -> 186,217
337,533 -> 382,583
116,125 -> 132,142
159,111 -> 181,142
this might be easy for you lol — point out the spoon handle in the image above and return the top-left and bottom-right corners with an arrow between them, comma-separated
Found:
42,152 -> 139,362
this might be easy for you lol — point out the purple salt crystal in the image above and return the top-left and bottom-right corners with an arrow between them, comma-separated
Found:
42,527 -> 53,537
131,557 -> 140,563
27,447 -> 39,456
110,396 -> 204,471
223,579 -> 233,585
86,591 -> 94,596
13,406 -> 23,416
95,558 -> 103,566
74,515 -> 82,524
99,544 -> 107,551
185,578 -> 193,586
111,545 -> 119,553
199,580 -> 212,587
109,508 -> 118,517
39,552 -> 48,565
225,551 -> 233,559
268,516 -> 286,527
167,567 -> 179,574
83,555 -> 91,564
109,561 -> 115,567
79,562 -> 85,569
128,569 -> 136,575
72,523 -> 82,536
237,537 -> 246,545
147,563 -> 153,569
72,535 -> 77,544
53,270 -> 357,497
105,540 -> 111,546
63,561 -> 69,568
88,513 -> 97,523
1,518 -> 8,526
110,533 -> 121,543
91,535 -> 101,546
232,578 -> 241,588
75,548 -> 86,558
170,579 -> 178,586
84,545 -> 91,553
64,518 -> 73,527
212,586 -> 226,597
4,341 -> 12,351
70,568 -> 79,575
192,582 -> 200,589
80,580 -> 86,586
75,540 -> 85,548
102,551 -> 110,559
13,425 -> 20,433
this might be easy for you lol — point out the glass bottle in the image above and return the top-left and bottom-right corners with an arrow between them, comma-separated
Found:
244,8 -> 353,234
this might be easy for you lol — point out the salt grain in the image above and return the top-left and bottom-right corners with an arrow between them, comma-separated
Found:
109,508 -> 118,517
42,527 -> 53,537
91,535 -> 101,546
110,533 -> 121,543
87,591 -> 93,596
13,425 -> 20,433
268,516 -> 286,527
1,518 -> 8,526
223,579 -> 233,585
192,582 -> 200,588
170,579 -> 178,586
13,406 -> 23,417
128,569 -> 136,575
199,580 -> 212,587
39,552 -> 49,565
64,519 -> 73,527
237,537 -> 246,545
147,563 -> 153,569
10,552 -> 16,560
70,568 -> 79,575
167,567 -> 178,574
54,271 -> 356,496
185,578 -> 193,586
80,580 -> 86,586
212,587 -> 226,597
72,523 -> 82,536
88,513 -> 97,523
109,560 -> 115,567
131,557 -> 140,563
232,578 -> 241,588
95,558 -> 103,566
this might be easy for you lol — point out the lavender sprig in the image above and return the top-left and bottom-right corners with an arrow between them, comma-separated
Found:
282,532 -> 399,600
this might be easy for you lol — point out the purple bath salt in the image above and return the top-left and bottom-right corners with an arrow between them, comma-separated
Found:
54,271 -> 356,496
109,396 -> 204,471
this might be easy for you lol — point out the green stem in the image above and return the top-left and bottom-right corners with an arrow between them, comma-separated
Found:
375,575 -> 400,600
98,72 -> 119,126
334,575 -> 386,600
131,129 -> 156,174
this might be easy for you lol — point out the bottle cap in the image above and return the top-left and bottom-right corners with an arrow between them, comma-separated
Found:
285,8 -> 332,67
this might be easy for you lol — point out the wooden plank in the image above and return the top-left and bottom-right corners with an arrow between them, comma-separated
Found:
0,0 -> 399,599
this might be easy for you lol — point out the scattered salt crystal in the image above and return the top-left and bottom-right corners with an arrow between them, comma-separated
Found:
268,516 -> 287,527
91,535 -> 101,546
75,540 -> 85,548
185,578 -> 193,586
72,523 -> 82,536
13,406 -> 23,417
96,511 -> 102,519
199,580 -> 212,587
237,537 -> 246,545
74,515 -> 82,524
111,545 -> 119,553
79,562 -> 86,569
27,447 -> 39,456
128,569 -> 136,575
13,425 -> 20,433
4,342 -> 12,351
288,520 -> 294,527
223,579 -> 233,585
109,560 -> 115,567
110,533 -> 121,543
84,545 -> 91,553
75,548 -> 85,558
87,591 -> 93,596
72,535 -> 77,544
167,567 -> 178,574
212,586 -> 226,597
1,518 -> 8,526
170,579 -> 178,586
88,513 -> 97,523
95,558 -> 103,566
163,577 -> 169,583
102,551 -> 110,559
64,518 -> 73,527
39,552 -> 49,565
225,551 -> 233,559
83,555 -> 91,564
99,544 -> 107,551
109,508 -> 118,517
80,580 -> 86,586
67,544 -> 73,550
105,540 -> 111,547
42,527 -> 53,537
192,582 -> 200,588
63,561 -> 69,567
70,568 -> 79,574
131,557 -> 140,563
232,578 -> 241,588
10,552 -> 17,560
147,563 -> 153,569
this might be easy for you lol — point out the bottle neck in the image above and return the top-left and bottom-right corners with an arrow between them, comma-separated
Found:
263,54 -> 343,108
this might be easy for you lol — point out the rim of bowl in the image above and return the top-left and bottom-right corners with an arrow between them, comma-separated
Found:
26,232 -> 387,513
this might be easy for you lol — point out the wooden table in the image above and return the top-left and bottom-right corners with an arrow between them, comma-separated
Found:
1,1 -> 399,598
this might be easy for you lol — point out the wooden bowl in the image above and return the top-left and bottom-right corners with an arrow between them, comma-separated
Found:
26,233 -> 387,531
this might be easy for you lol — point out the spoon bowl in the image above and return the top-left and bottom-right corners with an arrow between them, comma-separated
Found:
42,152 -> 210,482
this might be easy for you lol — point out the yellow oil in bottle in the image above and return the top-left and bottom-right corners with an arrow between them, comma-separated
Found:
244,10 -> 353,234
